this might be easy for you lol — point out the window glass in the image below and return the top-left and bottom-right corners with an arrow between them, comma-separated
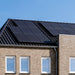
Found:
20,57 -> 29,73
70,57 -> 75,73
6,56 -> 15,73
41,57 -> 51,73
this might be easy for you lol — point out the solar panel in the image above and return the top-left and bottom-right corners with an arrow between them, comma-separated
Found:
40,22 -> 75,36
71,25 -> 75,30
9,20 -> 50,43
36,34 -> 49,42
70,30 -> 75,34
9,20 -> 75,44
25,34 -> 40,43
14,33 -> 30,42
8,26 -> 21,33
14,20 -> 25,27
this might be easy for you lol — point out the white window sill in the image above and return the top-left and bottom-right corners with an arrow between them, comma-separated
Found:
69,72 -> 75,73
41,72 -> 51,74
5,71 -> 16,73
20,72 -> 29,73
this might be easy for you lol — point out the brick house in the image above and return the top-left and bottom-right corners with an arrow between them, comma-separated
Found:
0,19 -> 75,75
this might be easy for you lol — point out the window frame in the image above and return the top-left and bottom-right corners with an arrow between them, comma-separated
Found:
41,57 -> 51,74
69,57 -> 75,73
5,56 -> 16,73
20,56 -> 30,73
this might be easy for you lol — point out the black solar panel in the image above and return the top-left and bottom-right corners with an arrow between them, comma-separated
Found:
14,33 -> 29,42
8,26 -> 21,33
40,22 -> 75,36
8,20 -> 50,43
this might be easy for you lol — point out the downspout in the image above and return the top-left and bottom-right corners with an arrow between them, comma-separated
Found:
54,48 -> 58,75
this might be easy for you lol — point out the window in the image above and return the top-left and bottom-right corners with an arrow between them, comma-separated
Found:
20,56 -> 30,73
41,57 -> 51,74
5,56 -> 16,73
70,57 -> 75,73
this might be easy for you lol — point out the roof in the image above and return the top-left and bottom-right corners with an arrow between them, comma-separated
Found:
0,19 -> 75,46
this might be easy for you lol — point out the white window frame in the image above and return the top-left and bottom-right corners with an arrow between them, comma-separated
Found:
69,57 -> 75,73
5,56 -> 16,73
20,56 -> 30,73
41,57 -> 51,74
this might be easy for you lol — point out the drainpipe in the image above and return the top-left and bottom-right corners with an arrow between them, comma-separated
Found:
54,48 -> 58,75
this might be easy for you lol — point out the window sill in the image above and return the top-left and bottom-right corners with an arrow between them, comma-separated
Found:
69,73 -> 75,75
69,72 -> 75,73
5,71 -> 16,74
5,72 -> 16,74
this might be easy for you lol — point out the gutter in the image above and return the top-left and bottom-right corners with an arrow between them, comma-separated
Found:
0,44 -> 58,49
54,48 -> 58,75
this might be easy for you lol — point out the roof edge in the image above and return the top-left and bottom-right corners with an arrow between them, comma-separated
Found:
11,18 -> 75,25
0,44 -> 58,49
0,19 -> 11,37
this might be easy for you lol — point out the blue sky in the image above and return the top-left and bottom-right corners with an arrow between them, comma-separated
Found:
0,0 -> 75,28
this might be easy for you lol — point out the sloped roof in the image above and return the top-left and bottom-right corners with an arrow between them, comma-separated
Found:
1,19 -> 75,46
0,19 -> 57,46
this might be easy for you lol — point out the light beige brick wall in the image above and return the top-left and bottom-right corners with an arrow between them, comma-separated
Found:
59,34 -> 75,75
0,47 -> 56,75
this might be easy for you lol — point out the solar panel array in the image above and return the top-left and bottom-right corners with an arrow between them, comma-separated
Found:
40,22 -> 75,36
8,20 -> 50,43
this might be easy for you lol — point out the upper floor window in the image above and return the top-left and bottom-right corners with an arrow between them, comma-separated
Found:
70,57 -> 75,73
41,57 -> 51,74
20,56 -> 30,73
5,56 -> 16,73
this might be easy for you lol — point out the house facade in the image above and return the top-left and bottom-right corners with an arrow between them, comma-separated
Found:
0,46 -> 57,75
59,34 -> 75,75
0,19 -> 75,75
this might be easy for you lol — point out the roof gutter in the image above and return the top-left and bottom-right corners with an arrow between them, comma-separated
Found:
54,48 -> 58,75
0,44 -> 58,49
